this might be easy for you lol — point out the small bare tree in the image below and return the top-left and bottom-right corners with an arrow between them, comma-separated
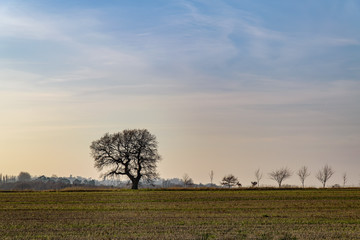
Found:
221,174 -> 238,188
209,170 -> 214,185
316,164 -> 334,188
182,173 -> 194,187
255,168 -> 263,187
269,167 -> 292,187
342,172 -> 347,187
297,166 -> 310,188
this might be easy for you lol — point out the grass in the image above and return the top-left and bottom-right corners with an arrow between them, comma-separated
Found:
0,188 -> 359,239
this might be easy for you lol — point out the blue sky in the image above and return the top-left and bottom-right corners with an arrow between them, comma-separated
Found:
0,0 -> 359,186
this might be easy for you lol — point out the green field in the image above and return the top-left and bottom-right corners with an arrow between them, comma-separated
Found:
0,189 -> 359,239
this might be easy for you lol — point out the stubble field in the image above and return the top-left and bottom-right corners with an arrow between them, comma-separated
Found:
0,188 -> 359,239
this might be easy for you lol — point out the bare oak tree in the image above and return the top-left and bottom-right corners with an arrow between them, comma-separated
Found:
90,129 -> 161,189
255,168 -> 263,187
221,174 -> 238,188
297,166 -> 310,188
269,167 -> 292,187
316,164 -> 334,188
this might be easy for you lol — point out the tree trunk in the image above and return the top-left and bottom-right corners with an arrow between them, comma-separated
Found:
131,179 -> 139,189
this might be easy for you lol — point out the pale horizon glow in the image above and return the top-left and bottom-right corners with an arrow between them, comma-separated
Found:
0,0 -> 359,187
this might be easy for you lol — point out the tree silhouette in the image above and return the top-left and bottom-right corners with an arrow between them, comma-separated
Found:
342,172 -> 347,187
209,170 -> 214,185
182,173 -> 194,187
316,164 -> 334,188
297,166 -> 310,188
255,168 -> 263,187
221,174 -> 238,188
269,167 -> 292,187
90,129 -> 161,189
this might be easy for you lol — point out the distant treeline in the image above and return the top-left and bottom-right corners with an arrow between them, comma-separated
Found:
0,174 -> 17,183
0,172 -> 218,191
0,172 -> 101,191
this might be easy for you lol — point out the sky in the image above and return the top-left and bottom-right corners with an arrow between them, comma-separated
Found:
0,0 -> 359,187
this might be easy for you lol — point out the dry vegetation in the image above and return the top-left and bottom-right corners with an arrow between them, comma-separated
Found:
0,188 -> 359,239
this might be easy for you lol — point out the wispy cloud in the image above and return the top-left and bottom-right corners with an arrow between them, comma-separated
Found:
0,5 -> 69,41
